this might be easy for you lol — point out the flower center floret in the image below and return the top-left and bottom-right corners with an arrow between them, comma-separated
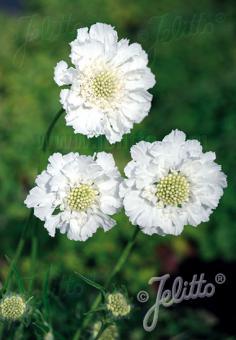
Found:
92,71 -> 117,100
156,172 -> 190,206
0,295 -> 26,321
67,184 -> 97,211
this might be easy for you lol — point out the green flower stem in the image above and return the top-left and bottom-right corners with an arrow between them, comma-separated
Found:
0,321 -> 4,338
42,108 -> 65,152
1,210 -> 34,293
1,108 -> 63,294
28,234 -> 38,294
73,227 -> 140,340
105,226 -> 140,288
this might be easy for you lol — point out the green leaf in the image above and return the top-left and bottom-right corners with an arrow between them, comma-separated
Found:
75,272 -> 106,296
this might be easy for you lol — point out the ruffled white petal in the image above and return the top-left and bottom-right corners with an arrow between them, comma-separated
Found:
65,106 -> 104,138
89,23 -> 118,52
54,61 -> 75,86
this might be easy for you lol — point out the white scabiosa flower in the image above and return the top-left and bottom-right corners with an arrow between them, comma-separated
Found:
54,23 -> 155,144
120,130 -> 227,236
24,152 -> 122,241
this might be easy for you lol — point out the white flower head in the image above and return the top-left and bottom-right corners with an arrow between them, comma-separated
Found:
25,152 -> 122,241
54,23 -> 155,144
120,130 -> 227,236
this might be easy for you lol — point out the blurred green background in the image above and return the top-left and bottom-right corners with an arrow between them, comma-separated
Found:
0,0 -> 235,339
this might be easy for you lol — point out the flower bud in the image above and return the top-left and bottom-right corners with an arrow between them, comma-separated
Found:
92,321 -> 118,340
0,294 -> 26,321
106,292 -> 131,318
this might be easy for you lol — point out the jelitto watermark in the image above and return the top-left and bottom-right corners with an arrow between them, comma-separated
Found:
137,272 -> 226,332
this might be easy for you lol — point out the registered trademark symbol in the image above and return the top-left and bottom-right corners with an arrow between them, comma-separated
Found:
215,273 -> 226,284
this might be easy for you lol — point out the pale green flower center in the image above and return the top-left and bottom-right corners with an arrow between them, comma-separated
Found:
106,293 -> 131,317
92,71 -> 117,100
0,295 -> 26,321
80,65 -> 124,111
156,172 -> 190,206
67,184 -> 97,211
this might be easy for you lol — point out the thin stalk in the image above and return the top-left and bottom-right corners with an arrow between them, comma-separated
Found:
1,108 -> 63,294
0,322 -> 4,338
42,108 -> 64,152
28,235 -> 38,294
104,226 -> 140,288
13,322 -> 24,340
72,227 -> 140,340
1,210 -> 34,293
